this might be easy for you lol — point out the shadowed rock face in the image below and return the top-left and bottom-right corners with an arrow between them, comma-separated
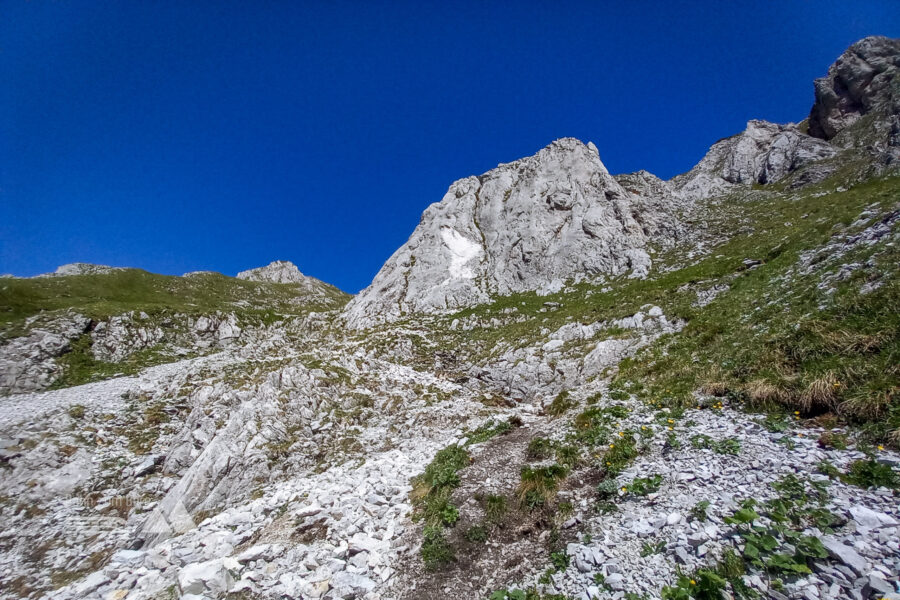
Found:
808,35 -> 900,142
343,138 -> 666,328
672,120 -> 836,200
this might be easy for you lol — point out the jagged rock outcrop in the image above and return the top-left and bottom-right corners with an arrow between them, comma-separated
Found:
808,35 -> 900,150
614,170 -> 688,246
236,260 -> 312,285
0,313 -> 90,394
344,139 -> 668,327
672,120 -> 836,200
90,311 -> 243,362
237,260 -> 343,300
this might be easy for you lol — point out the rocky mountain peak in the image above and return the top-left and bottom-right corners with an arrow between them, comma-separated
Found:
236,260 -> 310,284
343,138 -> 661,327
808,35 -> 900,143
671,119 -> 836,200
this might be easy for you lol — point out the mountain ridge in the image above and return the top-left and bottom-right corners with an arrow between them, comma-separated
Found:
0,35 -> 898,600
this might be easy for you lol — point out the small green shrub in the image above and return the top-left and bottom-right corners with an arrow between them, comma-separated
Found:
661,568 -> 727,600
596,479 -> 618,499
527,437 -> 554,460
816,460 -> 842,479
464,524 -> 488,543
690,434 -> 741,455
604,433 -> 639,475
549,549 -> 569,571
421,526 -> 454,570
842,458 -> 899,489
640,539 -> 666,556
555,444 -> 580,468
690,500 -> 711,522
420,446 -> 469,490
626,474 -> 662,496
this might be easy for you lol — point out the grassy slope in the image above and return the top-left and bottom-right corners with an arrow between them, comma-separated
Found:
0,269 -> 351,388
0,269 -> 348,329
423,175 -> 900,443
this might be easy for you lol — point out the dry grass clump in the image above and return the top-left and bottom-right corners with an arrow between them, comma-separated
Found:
701,381 -> 728,397
799,371 -> 840,413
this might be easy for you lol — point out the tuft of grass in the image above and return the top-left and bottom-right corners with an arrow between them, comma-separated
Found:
517,464 -> 567,509
526,437 -> 554,460
690,500 -> 711,522
411,444 -> 470,568
546,390 -> 575,418
466,419 -> 514,445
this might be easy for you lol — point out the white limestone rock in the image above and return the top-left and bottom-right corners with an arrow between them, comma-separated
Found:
808,36 -> 900,144
672,120 -> 836,200
236,260 -> 312,285
344,138 -> 663,327
0,312 -> 90,395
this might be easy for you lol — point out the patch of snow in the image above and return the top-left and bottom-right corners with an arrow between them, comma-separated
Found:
440,227 -> 482,280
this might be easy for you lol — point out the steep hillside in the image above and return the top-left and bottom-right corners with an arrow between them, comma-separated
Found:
0,266 -> 348,394
0,35 -> 898,600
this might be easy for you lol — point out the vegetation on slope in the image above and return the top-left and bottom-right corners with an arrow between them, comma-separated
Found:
420,175 -> 900,443
0,269 -> 348,330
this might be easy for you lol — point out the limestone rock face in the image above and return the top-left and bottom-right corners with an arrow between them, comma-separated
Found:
672,120 -> 836,200
0,313 -> 90,394
343,138 -> 661,327
808,36 -> 900,143
236,260 -> 311,285
40,263 -> 123,277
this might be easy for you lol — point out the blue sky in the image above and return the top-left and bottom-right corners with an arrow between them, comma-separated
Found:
2,1 -> 898,292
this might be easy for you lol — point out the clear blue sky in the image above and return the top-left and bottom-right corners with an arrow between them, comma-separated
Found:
2,2 -> 898,292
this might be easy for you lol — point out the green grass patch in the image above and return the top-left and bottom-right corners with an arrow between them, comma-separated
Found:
517,464 -> 567,509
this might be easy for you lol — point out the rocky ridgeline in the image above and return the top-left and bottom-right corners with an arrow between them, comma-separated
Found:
237,261 -> 340,301
345,38 -> 900,329
0,35 -> 899,600
1,310 -> 254,395
808,36 -> 900,152
343,139 -> 675,328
